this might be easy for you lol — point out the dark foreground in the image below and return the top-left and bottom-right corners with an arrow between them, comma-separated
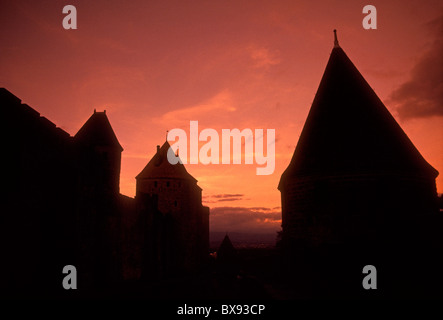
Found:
5,246 -> 443,301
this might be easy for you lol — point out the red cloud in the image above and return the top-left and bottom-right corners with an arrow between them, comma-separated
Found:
389,14 -> 443,119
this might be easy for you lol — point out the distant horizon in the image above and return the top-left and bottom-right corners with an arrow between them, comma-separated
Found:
210,231 -> 278,249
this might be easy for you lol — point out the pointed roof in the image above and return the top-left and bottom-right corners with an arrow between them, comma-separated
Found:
74,111 -> 123,151
136,141 -> 197,182
279,31 -> 438,189
217,234 -> 237,260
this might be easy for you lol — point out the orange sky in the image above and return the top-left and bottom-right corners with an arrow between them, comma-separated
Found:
1,0 -> 442,235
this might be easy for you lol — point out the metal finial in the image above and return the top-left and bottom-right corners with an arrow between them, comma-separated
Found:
333,29 -> 339,48
166,130 -> 169,141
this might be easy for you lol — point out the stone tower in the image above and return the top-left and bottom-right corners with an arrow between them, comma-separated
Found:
74,110 -> 123,196
278,31 -> 442,297
136,141 -> 209,278
73,110 -> 124,286
279,32 -> 439,249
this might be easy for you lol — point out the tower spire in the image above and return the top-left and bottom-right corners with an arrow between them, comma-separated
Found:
333,29 -> 339,48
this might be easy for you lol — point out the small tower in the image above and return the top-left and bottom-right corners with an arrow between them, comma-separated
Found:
74,110 -> 123,196
136,141 -> 209,277
73,110 -> 124,286
217,234 -> 237,264
216,234 -> 239,277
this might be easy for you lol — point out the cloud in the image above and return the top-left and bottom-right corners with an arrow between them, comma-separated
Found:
389,14 -> 443,119
203,193 -> 245,203
153,90 -> 236,128
211,193 -> 244,199
210,206 -> 281,233
249,46 -> 281,69
216,198 -> 244,202
249,207 -> 276,211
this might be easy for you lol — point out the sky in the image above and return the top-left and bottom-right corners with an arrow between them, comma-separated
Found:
1,0 -> 442,236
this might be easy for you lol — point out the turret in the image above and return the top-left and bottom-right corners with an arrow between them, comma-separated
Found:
74,110 -> 123,196
136,141 -> 209,277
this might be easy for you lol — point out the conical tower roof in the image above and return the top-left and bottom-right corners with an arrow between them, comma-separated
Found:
136,141 -> 197,182
279,31 -> 438,189
74,110 -> 123,151
217,234 -> 237,261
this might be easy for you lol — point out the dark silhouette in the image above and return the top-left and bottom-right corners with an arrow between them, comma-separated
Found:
2,88 -> 80,296
0,88 -> 209,298
136,142 -> 209,279
217,234 -> 237,265
215,234 -> 239,277
279,32 -> 443,298
2,31 -> 442,300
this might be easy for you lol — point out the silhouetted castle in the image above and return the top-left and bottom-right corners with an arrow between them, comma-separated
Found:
0,88 -> 209,296
278,32 -> 442,296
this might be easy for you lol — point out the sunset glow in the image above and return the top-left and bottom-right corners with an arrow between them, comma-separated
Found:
1,0 -> 442,235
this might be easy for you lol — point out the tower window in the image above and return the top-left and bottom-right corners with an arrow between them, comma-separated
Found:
167,181 -> 170,187
174,200 -> 178,207
154,181 -> 158,187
